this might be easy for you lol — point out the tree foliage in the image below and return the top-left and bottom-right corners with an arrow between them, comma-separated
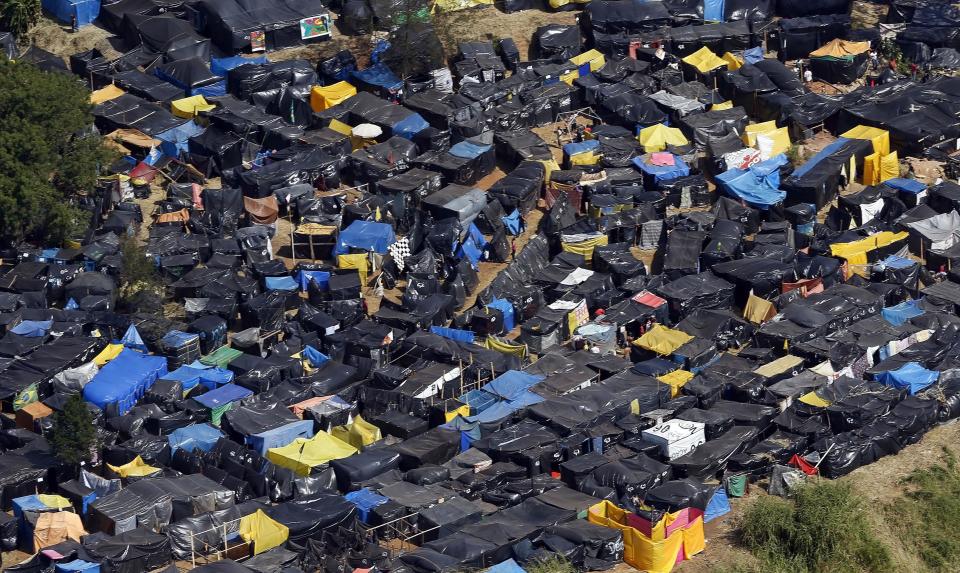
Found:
0,59 -> 111,245
51,393 -> 99,466
0,0 -> 40,36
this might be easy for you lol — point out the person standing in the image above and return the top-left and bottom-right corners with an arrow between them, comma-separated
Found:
71,13 -> 79,32
869,50 -> 879,70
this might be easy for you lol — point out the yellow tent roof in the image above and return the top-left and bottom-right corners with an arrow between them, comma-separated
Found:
841,125 -> 890,157
682,47 -> 728,73
338,253 -> 369,286
570,49 -> 606,73
91,84 -> 125,105
744,292 -> 777,324
310,81 -> 357,112
756,127 -> 791,159
239,509 -> 289,555
744,121 -> 778,147
331,415 -> 382,449
171,95 -> 216,119
639,124 -> 689,153
108,455 -> 161,478
94,343 -> 124,366
106,129 -> 161,149
266,431 -> 357,476
799,390 -> 831,408
810,38 -> 870,59
633,324 -> 693,355
658,369 -> 694,398
722,51 -> 742,70
34,512 -> 86,551
37,494 -> 73,510
711,100 -> 733,110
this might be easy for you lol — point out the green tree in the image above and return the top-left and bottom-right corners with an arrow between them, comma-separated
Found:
0,59 -> 110,245
50,393 -> 99,466
0,0 -> 41,36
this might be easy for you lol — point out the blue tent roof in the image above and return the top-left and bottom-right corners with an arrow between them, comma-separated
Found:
12,495 -> 48,519
352,63 -> 403,91
430,326 -> 475,344
335,220 -> 396,255
55,561 -> 100,573
393,113 -> 430,140
704,0 -> 724,20
344,488 -> 389,522
487,559 -> 527,573
157,121 -> 205,160
42,0 -> 99,26
563,139 -> 600,157
486,298 -> 516,332
450,140 -> 492,160
482,370 -> 544,401
247,420 -> 314,454
705,486 -> 730,522
502,209 -> 521,235
632,153 -> 690,184
83,349 -> 168,414
210,55 -> 269,76
881,299 -> 925,327
120,324 -> 145,350
168,423 -> 223,454
883,177 -> 927,195
194,383 -> 253,409
303,345 -> 329,367
265,276 -> 299,291
716,154 -> 788,209
876,362 -> 939,394
744,47 -> 764,64
297,269 -> 331,291
10,320 -> 52,337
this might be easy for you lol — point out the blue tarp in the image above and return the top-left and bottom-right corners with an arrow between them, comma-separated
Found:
194,383 -> 253,409
42,0 -> 99,26
430,326 -> 475,344
83,349 -> 167,414
168,423 -> 223,454
265,276 -> 298,291
486,298 -> 516,332
744,47 -> 764,64
303,345 -> 330,367
65,298 -> 79,310
393,113 -> 430,140
459,239 -> 483,267
502,209 -> 521,235
12,495 -> 47,519
344,488 -> 389,523
487,559 -> 527,573
247,420 -> 315,454
161,330 -> 199,349
704,0 -> 724,20
793,137 -> 850,178
178,362 -> 235,389
335,220 -> 396,255
632,153 -> 691,184
880,254 -> 917,270
10,320 -> 52,337
157,121 -> 205,159
297,269 -> 331,291
56,561 -> 100,573
881,299 -> 925,326
563,139 -> 600,158
210,55 -> 269,76
705,487 -> 731,522
883,177 -> 927,195
449,140 -> 492,160
483,370 -> 544,401
466,399 -> 520,424
120,324 -> 145,350
352,63 -> 403,93
876,362 -> 939,394
461,388 -> 498,415
716,154 -> 788,209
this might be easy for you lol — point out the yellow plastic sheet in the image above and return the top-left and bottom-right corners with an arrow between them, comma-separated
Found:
658,369 -> 694,398
570,49 -> 606,73
841,125 -> 890,156
310,81 -> 357,112
830,231 -> 908,273
445,403 -> 470,422
756,127 -> 791,158
880,151 -> 899,183
722,51 -> 742,70
863,152 -> 881,186
338,253 -> 369,287
267,431 -> 358,476
810,38 -> 870,58
743,121 -> 778,147
485,336 -> 528,359
561,235 -> 608,262
639,124 -> 689,153
94,343 -> 124,366
90,84 -> 125,104
108,456 -> 161,478
799,390 -> 831,407
33,512 -> 86,550
744,292 -> 777,324
331,415 -> 382,449
37,494 -> 73,510
682,46 -> 728,73
633,324 -> 693,355
171,95 -> 216,119
588,501 -> 685,573
711,100 -> 733,111
239,509 -> 289,554
570,150 -> 600,165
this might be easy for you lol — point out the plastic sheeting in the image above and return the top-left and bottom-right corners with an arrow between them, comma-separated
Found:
83,349 -> 168,415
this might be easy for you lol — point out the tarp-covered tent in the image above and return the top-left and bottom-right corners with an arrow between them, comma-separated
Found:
335,220 -> 396,255
83,349 -> 168,415
639,124 -> 690,153
809,39 -> 870,84
266,431 -> 358,476
41,0 -> 99,27
191,0 -> 331,53
715,154 -> 788,209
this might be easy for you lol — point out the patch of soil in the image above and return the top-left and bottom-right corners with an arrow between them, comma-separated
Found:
27,17 -> 119,61
433,6 -> 578,61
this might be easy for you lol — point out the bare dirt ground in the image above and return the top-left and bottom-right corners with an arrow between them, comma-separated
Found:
24,17 -> 119,61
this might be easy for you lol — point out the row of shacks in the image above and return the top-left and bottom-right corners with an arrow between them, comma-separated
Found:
4,0 -> 960,571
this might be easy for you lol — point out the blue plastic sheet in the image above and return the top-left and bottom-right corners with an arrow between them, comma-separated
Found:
55,561 -> 100,573
393,113 -> 430,140
449,140 -> 492,160
881,299 -> 925,327
459,239 -> 483,267
303,345 -> 330,367
430,326 -> 475,344
352,63 -> 403,92
247,420 -> 315,454
83,349 -> 167,414
793,138 -> 850,178
502,209 -> 521,235
487,559 -> 527,573
744,47 -> 764,64
157,121 -> 205,160
344,488 -> 389,523
705,487 -> 730,522
168,423 -> 223,454
120,324 -> 145,350
42,0 -> 99,26
563,139 -> 600,158
704,0 -> 724,20
632,153 -> 691,184
335,220 -> 396,255
210,55 -> 269,76
883,177 -> 927,195
194,383 -> 253,409
876,362 -> 939,395
716,154 -> 788,209
482,370 -> 544,401
297,269 -> 331,291
265,276 -> 298,291
10,320 -> 52,337
486,298 -> 516,332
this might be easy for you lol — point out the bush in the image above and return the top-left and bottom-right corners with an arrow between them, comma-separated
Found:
118,237 -> 161,310
735,481 -> 892,573
525,556 -> 577,573
895,448 -> 960,571
51,393 -> 99,466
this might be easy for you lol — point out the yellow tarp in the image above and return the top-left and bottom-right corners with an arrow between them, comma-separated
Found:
486,336 -> 528,359
94,343 -> 124,366
841,125 -> 890,157
588,501 -> 697,573
37,494 -> 72,510
338,253 -> 369,287
536,159 -> 561,181
445,403 -> 470,422
560,71 -> 579,86
239,509 -> 289,555
91,84 -> 125,104
863,152 -> 881,186
810,38 -> 870,58
570,49 -> 606,73
639,124 -> 689,153
108,456 -> 161,478
756,127 -> 791,159
880,151 -> 899,183
570,150 -> 600,166
33,512 -> 86,550
722,51 -> 742,70
561,235 -> 608,262
658,369 -> 694,398
755,355 -> 804,378
310,81 -> 357,112
633,324 -> 693,355
711,100 -> 733,110
682,46 -> 728,74
328,118 -> 353,136
331,415 -> 381,449
171,95 -> 216,119
106,129 -> 161,150
830,231 -> 908,271
799,390 -> 831,407
744,293 -> 777,324
267,431 -> 358,476
744,121 -> 778,147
